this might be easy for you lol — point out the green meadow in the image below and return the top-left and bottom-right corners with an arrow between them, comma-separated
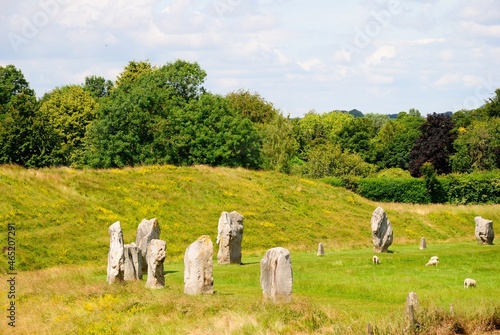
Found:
1,165 -> 500,334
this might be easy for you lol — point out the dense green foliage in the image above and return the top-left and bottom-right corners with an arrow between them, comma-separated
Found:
355,177 -> 430,203
1,62 -> 499,200
333,170 -> 500,204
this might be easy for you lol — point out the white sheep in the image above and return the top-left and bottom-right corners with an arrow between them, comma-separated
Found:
464,278 -> 477,288
425,256 -> 439,266
372,255 -> 380,264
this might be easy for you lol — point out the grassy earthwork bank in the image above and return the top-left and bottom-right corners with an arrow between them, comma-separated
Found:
1,164 -> 500,334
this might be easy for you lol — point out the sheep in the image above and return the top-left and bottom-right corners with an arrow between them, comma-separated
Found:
464,278 -> 477,288
425,256 -> 439,266
372,255 -> 380,264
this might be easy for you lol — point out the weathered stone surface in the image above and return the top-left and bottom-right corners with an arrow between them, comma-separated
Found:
123,243 -> 142,281
419,237 -> 427,250
474,216 -> 494,245
371,207 -> 393,253
184,235 -> 214,295
145,239 -> 166,289
107,221 -> 124,284
216,211 -> 244,264
136,218 -> 161,271
260,247 -> 292,303
316,242 -> 324,256
406,291 -> 418,324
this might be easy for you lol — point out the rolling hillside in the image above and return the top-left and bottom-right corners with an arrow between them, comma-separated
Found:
1,164 -> 499,272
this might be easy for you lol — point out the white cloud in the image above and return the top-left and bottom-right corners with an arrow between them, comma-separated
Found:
459,21 -> 500,38
412,38 -> 445,45
440,50 -> 453,61
297,58 -> 322,71
434,72 -> 462,87
365,45 -> 396,66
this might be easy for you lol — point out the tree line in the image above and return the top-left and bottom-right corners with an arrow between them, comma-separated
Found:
1,60 -> 499,178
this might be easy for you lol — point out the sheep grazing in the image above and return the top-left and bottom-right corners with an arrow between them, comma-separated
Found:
372,255 -> 380,265
425,256 -> 439,266
464,278 -> 477,288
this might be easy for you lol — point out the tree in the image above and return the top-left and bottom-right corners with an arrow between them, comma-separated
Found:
482,88 -> 500,118
336,117 -> 377,161
408,113 -> 456,177
304,143 -> 375,178
83,75 -> 113,99
260,115 -> 299,173
372,112 -> 424,170
0,65 -> 42,167
226,89 -> 278,124
294,110 -> 353,158
157,94 -> 261,168
114,60 -> 155,89
81,60 -> 213,168
38,85 -> 98,165
450,119 -> 500,173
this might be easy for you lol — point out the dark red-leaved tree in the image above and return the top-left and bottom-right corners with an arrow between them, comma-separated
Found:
409,113 -> 456,177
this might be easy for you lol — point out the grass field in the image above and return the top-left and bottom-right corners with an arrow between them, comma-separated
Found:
5,243 -> 500,334
1,164 -> 499,334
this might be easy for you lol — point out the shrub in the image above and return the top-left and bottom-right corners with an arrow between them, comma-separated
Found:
441,172 -> 500,204
356,177 -> 430,203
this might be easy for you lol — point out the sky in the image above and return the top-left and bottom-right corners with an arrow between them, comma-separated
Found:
1,0 -> 500,118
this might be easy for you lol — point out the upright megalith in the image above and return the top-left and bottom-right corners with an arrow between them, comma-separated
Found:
216,211 -> 244,264
419,237 -> 427,250
317,242 -> 324,256
136,218 -> 161,271
260,247 -> 292,303
371,207 -> 393,253
107,221 -> 124,284
184,235 -> 214,295
474,216 -> 494,245
145,239 -> 166,289
123,243 -> 142,281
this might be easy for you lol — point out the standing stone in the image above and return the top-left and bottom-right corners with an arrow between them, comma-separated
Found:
316,242 -> 324,256
184,235 -> 214,295
136,218 -> 161,271
145,239 -> 166,289
419,237 -> 427,250
216,211 -> 244,264
260,247 -> 292,303
107,221 -> 124,284
371,207 -> 393,253
474,216 -> 494,245
123,243 -> 142,281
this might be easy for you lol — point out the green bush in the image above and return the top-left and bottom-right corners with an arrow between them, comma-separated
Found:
441,172 -> 500,204
356,177 -> 430,203
346,171 -> 500,204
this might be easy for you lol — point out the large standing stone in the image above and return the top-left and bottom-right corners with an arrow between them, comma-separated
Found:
216,211 -> 244,264
184,235 -> 214,295
474,216 -> 494,245
123,242 -> 142,281
145,239 -> 166,289
260,247 -> 292,303
371,207 -> 393,253
136,218 -> 161,271
107,221 -> 124,284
